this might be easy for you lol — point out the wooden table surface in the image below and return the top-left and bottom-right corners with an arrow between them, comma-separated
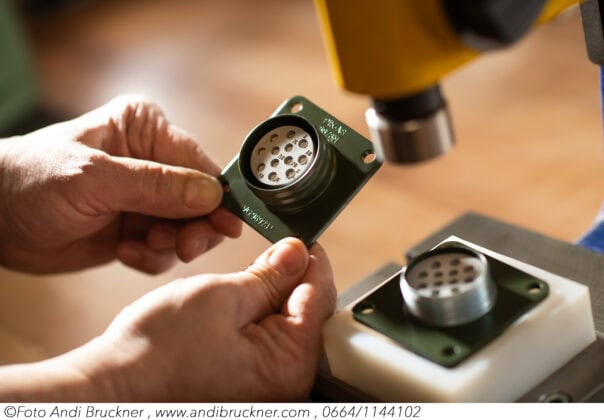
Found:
0,0 -> 602,363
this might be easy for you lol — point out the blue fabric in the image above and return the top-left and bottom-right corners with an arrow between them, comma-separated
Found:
578,203 -> 604,253
577,67 -> 604,253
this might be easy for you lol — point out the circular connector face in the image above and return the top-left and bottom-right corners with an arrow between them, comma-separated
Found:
239,114 -> 335,213
400,247 -> 497,327
249,125 -> 315,187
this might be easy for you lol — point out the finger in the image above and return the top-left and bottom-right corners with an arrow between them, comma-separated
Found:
204,234 -> 225,254
84,95 -> 222,175
239,242 -> 334,402
147,222 -> 179,251
234,238 -> 310,325
175,219 -> 224,262
247,243 -> 335,360
121,213 -> 158,238
242,243 -> 335,401
280,242 -> 337,333
208,207 -> 243,239
98,155 -> 223,218
159,124 -> 222,176
147,218 -> 227,259
116,239 -> 177,274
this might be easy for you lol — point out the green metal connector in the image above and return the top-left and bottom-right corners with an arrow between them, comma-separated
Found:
353,241 -> 549,368
220,96 -> 382,246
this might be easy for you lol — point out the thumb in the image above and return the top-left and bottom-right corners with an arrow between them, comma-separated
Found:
235,238 -> 310,325
100,155 -> 223,218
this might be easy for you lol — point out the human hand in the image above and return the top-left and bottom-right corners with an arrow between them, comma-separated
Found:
0,238 -> 336,401
0,95 -> 241,274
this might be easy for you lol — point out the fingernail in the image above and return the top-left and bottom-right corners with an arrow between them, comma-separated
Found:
118,245 -> 142,265
185,175 -> 222,211
267,239 -> 307,276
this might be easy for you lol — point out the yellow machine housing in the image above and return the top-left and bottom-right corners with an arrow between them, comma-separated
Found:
314,0 -> 579,99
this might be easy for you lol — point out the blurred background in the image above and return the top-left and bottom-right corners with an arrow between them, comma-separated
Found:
0,0 -> 602,365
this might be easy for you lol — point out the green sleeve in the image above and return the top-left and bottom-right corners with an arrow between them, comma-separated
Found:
0,0 -> 38,133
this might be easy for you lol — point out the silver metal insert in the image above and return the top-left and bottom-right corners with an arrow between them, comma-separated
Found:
400,247 -> 497,327
366,107 -> 455,164
240,114 -> 336,213
250,125 -> 315,187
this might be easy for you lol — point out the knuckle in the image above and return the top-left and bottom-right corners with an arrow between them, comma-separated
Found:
140,162 -> 172,206
109,95 -> 165,131
110,93 -> 156,110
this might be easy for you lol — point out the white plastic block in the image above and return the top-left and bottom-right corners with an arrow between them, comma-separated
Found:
323,237 -> 596,402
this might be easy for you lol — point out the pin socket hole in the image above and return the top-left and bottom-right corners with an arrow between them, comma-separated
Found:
442,345 -> 461,357
290,101 -> 303,113
361,150 -> 376,164
222,181 -> 231,193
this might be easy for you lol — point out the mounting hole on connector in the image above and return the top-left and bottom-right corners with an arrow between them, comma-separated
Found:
527,282 -> 544,295
221,180 -> 231,193
289,101 -> 303,113
362,150 -> 376,164
357,302 -> 375,316
442,345 -> 461,357
539,391 -> 572,403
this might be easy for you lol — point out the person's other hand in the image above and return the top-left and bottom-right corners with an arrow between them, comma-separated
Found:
0,95 -> 241,274
94,238 -> 335,401
0,238 -> 336,401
